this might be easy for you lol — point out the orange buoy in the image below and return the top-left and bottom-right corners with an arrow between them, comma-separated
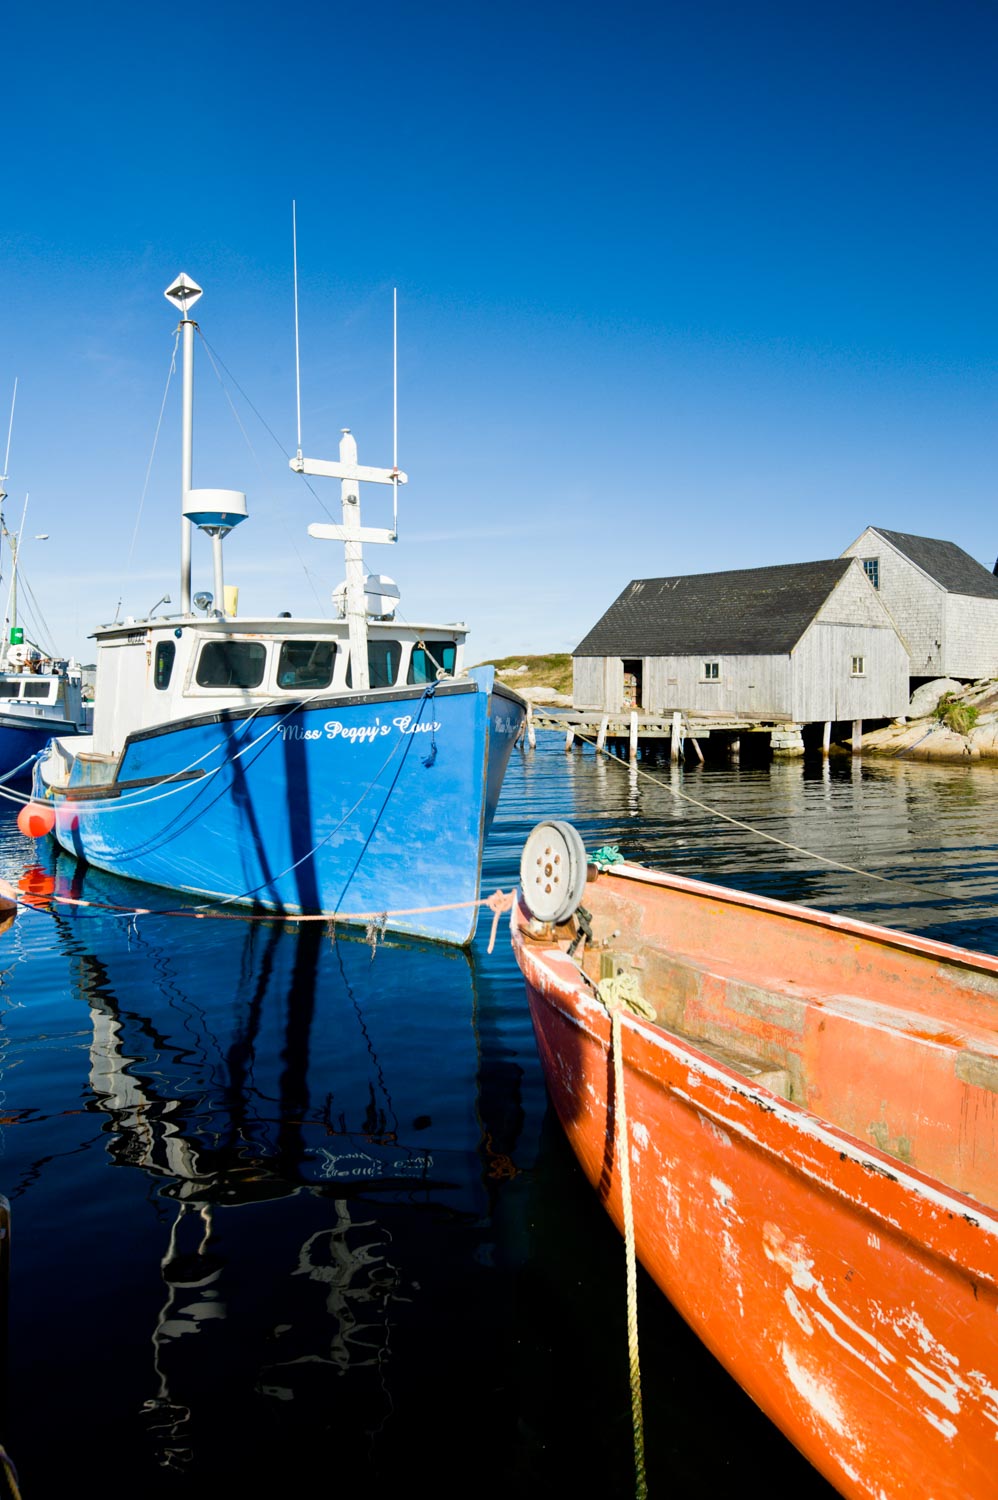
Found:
17,802 -> 56,838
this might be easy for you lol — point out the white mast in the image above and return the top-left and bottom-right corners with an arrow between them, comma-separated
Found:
164,274 -> 204,614
293,439 -> 405,693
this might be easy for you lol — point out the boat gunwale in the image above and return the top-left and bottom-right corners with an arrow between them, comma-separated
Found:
606,859 -> 998,977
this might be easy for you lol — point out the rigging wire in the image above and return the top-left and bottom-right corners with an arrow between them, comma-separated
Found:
125,330 -> 181,576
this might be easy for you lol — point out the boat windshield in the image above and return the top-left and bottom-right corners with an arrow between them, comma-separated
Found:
195,640 -> 267,689
277,640 -> 336,690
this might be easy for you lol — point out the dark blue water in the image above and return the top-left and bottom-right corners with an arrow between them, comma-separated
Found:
3,740 -> 998,1497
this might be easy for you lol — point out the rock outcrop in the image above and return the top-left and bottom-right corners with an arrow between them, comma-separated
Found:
858,677 -> 998,761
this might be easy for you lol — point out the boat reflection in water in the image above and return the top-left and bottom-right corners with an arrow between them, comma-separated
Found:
5,852 -> 529,1493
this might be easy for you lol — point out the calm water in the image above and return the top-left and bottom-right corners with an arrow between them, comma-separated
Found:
3,740 -> 998,1497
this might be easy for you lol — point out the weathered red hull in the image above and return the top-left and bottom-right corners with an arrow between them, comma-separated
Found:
511,864 -> 998,1500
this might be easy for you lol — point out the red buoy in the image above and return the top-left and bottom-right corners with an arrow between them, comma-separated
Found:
17,802 -> 56,838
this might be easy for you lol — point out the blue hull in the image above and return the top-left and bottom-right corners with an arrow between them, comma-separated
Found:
37,671 -> 524,945
0,716 -> 81,785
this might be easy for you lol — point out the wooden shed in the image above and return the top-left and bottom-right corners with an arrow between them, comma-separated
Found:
572,557 -> 909,722
841,527 -> 998,682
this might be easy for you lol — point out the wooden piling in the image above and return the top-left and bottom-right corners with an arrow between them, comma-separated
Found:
670,711 -> 682,762
596,716 -> 608,755
822,721 -> 831,756
852,719 -> 863,755
629,712 -> 639,762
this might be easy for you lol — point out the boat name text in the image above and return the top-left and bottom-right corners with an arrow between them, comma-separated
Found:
278,715 -> 442,745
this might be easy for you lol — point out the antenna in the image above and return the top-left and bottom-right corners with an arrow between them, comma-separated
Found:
0,378 -> 17,503
293,200 -> 303,459
392,287 -> 399,537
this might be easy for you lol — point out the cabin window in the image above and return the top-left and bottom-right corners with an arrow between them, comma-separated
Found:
154,641 -> 176,691
0,683 -> 19,699
408,640 -> 456,684
195,640 -> 267,689
346,640 -> 402,690
23,682 -> 52,700
703,661 -> 720,681
851,656 -> 865,676
277,640 -> 336,690
862,558 -> 880,589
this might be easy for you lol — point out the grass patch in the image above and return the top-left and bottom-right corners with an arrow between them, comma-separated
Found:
475,653 -> 573,695
935,693 -> 979,736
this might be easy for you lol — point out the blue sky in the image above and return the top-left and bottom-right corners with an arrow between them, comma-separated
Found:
3,0 -> 997,664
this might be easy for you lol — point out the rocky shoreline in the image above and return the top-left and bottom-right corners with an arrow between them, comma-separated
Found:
854,677 -> 998,762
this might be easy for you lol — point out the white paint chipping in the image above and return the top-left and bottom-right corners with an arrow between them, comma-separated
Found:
921,1409 -> 958,1440
710,1175 -> 735,1208
907,1358 -> 962,1416
784,1287 -> 815,1335
781,1343 -> 849,1436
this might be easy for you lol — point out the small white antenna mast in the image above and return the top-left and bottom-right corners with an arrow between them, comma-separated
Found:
0,378 -> 17,504
392,287 -> 399,537
293,200 -> 303,460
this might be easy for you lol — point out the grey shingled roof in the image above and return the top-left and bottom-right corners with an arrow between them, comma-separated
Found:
869,529 -> 998,599
574,559 -> 855,657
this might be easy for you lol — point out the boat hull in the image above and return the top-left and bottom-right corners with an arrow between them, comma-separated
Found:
512,875 -> 998,1499
0,715 -> 81,784
37,677 -> 524,944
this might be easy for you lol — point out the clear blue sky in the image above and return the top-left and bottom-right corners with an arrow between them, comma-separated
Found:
3,0 -> 997,664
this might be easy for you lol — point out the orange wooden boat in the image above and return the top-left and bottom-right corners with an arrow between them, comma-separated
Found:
510,821 -> 998,1500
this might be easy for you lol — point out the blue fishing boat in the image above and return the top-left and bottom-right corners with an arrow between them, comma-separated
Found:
32,272 -> 524,942
0,390 -> 89,784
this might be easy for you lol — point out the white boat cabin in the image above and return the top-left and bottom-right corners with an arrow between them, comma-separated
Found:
80,614 -> 469,759
0,643 -> 86,727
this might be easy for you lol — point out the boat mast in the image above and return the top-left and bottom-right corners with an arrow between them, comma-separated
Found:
289,238 -> 405,692
0,380 -> 15,648
293,437 -> 404,692
164,275 -> 204,615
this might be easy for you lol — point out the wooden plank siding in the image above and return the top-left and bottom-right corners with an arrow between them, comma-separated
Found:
842,526 -> 998,680
944,593 -> 998,679
792,623 -> 908,722
643,654 -> 791,717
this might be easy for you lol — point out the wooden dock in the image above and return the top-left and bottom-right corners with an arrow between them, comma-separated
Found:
519,706 -> 863,761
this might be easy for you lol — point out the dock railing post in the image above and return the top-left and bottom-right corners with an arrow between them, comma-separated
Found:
670,711 -> 682,763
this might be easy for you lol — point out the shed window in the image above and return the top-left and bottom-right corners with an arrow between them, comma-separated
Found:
851,656 -> 865,676
862,558 -> 880,589
277,640 -> 336,690
154,641 -> 176,691
703,661 -> 720,681
408,640 -> 456,684
195,640 -> 267,689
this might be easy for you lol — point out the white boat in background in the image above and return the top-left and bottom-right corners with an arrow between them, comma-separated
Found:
0,385 -> 88,784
